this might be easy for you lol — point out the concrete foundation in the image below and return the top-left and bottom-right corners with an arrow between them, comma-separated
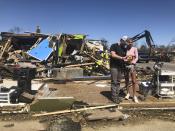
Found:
52,67 -> 83,80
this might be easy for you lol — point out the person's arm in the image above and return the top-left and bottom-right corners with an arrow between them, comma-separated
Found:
132,48 -> 138,64
111,51 -> 124,60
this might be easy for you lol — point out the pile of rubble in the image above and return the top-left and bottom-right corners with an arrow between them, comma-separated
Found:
0,32 -> 110,79
0,31 -> 112,113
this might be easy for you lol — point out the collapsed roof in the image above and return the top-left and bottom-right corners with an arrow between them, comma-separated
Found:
0,32 -> 48,51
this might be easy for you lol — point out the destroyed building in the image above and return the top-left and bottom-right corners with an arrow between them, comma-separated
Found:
0,32 -> 110,80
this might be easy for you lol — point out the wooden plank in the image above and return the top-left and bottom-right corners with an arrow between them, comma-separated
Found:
29,37 -> 43,50
7,45 -> 13,52
33,104 -> 118,117
0,39 -> 11,59
65,62 -> 95,68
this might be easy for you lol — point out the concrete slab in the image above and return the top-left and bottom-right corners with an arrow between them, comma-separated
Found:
0,103 -> 28,113
31,80 -> 44,90
86,109 -> 124,121
0,79 -> 17,89
0,79 -> 44,91
52,67 -> 83,80
47,80 -> 175,109
30,97 -> 75,112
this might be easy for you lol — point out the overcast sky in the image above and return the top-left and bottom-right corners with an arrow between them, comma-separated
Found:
0,0 -> 175,45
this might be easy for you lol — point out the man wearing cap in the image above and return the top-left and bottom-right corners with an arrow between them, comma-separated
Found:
109,36 -> 128,104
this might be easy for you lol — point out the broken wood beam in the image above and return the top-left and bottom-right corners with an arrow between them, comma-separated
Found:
65,62 -> 95,68
83,51 -> 98,61
0,39 -> 11,59
7,45 -> 13,52
33,104 -> 118,117
36,67 -> 48,72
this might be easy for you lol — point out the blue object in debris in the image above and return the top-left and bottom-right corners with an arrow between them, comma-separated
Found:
27,38 -> 52,61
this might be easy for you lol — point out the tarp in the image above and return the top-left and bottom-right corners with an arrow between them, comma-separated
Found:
27,38 -> 52,61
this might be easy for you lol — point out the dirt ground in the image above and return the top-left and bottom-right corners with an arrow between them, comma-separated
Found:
0,120 -> 47,131
0,79 -> 175,131
1,112 -> 175,131
83,110 -> 175,131
83,119 -> 175,131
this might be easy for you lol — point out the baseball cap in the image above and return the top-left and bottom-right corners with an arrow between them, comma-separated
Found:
121,35 -> 128,41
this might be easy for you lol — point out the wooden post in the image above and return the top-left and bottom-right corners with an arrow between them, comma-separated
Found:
0,38 -> 11,59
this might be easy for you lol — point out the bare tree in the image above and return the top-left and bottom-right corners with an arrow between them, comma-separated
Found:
8,26 -> 22,33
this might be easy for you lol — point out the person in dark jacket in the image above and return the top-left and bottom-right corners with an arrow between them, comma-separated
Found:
110,36 -> 128,104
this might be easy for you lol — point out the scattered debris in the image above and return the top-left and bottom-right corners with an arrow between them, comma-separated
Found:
3,123 -> 15,128
47,116 -> 81,131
